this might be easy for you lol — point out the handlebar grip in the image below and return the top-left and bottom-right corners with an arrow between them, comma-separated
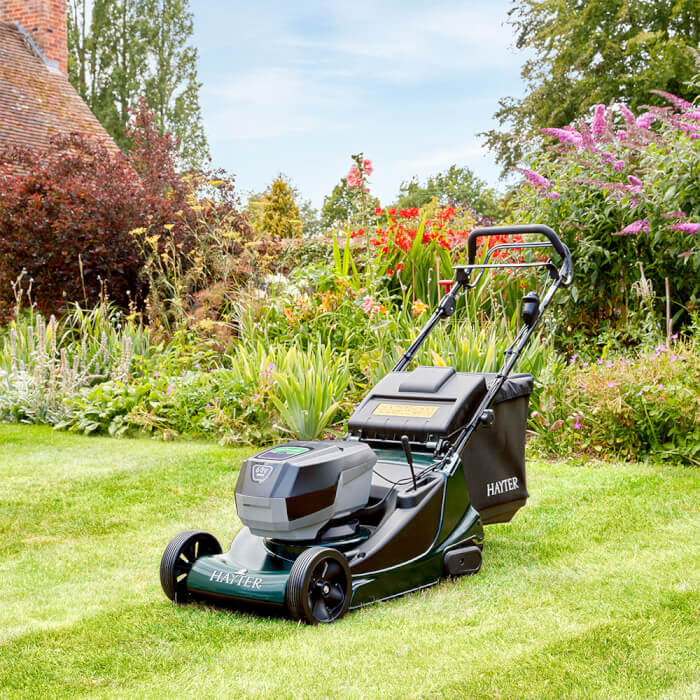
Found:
467,224 -> 570,266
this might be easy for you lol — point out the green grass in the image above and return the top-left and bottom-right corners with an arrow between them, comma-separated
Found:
0,424 -> 698,699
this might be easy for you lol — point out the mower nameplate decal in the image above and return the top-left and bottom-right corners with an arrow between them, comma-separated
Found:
251,464 -> 274,483
209,568 -> 264,590
373,403 -> 439,418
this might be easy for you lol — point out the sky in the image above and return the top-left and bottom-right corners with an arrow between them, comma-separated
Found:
192,1 -> 529,210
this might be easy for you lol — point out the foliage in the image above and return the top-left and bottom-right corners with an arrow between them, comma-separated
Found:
482,0 -> 700,171
0,308 -> 148,424
0,103 -> 249,319
396,165 -> 502,222
531,338 -> 700,465
0,134 -> 146,316
509,93 -> 700,345
67,0 -> 208,166
269,344 -> 351,440
257,177 -> 303,239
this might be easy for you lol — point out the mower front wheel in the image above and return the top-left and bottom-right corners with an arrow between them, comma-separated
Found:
285,547 -> 351,624
160,530 -> 222,604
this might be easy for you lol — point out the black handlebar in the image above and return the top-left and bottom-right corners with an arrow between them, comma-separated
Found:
467,224 -> 571,269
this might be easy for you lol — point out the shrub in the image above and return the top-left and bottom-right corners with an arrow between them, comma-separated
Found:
510,89 -> 700,346
530,337 -> 700,465
0,101 -> 250,319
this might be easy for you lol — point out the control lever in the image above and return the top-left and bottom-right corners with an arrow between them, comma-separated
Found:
401,435 -> 418,491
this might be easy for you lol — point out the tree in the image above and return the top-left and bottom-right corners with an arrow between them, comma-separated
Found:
482,0 -> 700,172
254,177 -> 303,239
395,165 -> 502,220
67,0 -> 208,166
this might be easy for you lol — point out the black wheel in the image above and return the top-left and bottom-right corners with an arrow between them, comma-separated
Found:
160,530 -> 222,603
285,547 -> 351,624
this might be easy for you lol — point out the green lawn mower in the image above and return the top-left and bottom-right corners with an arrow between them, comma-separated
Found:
160,225 -> 574,624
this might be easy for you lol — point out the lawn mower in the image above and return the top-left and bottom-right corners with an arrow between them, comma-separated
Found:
160,224 -> 573,624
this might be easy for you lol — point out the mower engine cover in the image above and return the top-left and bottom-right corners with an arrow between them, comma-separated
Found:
234,441 -> 376,541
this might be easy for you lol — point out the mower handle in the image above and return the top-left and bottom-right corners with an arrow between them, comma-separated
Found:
467,224 -> 572,278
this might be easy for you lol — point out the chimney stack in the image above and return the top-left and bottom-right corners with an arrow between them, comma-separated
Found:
0,0 -> 67,74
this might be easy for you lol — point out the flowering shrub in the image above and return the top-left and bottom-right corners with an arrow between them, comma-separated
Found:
530,338 -> 700,465
511,88 -> 700,342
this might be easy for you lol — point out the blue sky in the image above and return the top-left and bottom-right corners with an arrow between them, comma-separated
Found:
192,1 -> 528,209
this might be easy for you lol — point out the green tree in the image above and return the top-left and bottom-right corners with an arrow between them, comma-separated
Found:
395,165 -> 502,219
67,0 -> 208,166
482,0 -> 700,172
256,177 -> 303,239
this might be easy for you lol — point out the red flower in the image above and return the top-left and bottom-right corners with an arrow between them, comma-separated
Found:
388,207 -> 396,216
374,206 -> 383,215
396,262 -> 405,271
386,268 -> 394,275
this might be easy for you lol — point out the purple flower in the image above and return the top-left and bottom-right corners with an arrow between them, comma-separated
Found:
253,393 -> 260,399
635,113 -> 655,129
617,104 -> 636,126
627,175 -> 643,188
606,381 -> 616,387
597,359 -> 604,365
650,90 -> 692,112
541,127 -> 583,147
614,219 -> 650,236
671,333 -> 679,339
670,222 -> 700,235
573,417 -> 582,430
166,383 -> 175,396
636,389 -> 643,396
514,167 -> 551,191
592,104 -> 607,140
670,355 -> 678,362
205,403 -> 211,409
656,344 -> 667,353
154,371 -> 160,377
616,130 -> 627,140
661,211 -> 687,219
583,361 -> 590,367
686,110 -> 700,121
569,354 -> 578,364
606,361 -> 614,368
612,160 -> 625,171
548,192 -> 561,200
657,383 -> 664,390
621,359 -> 631,366
180,370 -> 186,376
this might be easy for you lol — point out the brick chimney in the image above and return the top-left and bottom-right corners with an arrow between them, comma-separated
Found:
0,0 -> 67,74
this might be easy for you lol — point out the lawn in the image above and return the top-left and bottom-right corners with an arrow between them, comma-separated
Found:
0,424 -> 698,699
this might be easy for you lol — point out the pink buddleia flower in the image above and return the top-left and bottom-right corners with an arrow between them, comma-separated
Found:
686,110 -> 700,121
617,104 -> 636,126
612,160 -> 625,171
635,113 -> 655,129
616,130 -> 627,140
514,167 -> 551,191
661,211 -> 687,219
548,191 -> 561,200
592,104 -> 607,140
670,222 -> 700,235
650,90 -> 692,112
578,120 -> 597,150
627,175 -> 643,188
613,219 -> 650,236
541,127 -> 583,147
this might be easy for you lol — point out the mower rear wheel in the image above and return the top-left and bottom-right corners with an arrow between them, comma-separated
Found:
285,547 -> 351,624
160,530 -> 222,603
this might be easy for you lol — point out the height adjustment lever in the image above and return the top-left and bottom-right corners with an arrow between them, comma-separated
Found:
401,435 -> 418,490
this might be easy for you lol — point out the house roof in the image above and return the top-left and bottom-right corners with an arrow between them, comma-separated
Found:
0,21 -> 116,156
